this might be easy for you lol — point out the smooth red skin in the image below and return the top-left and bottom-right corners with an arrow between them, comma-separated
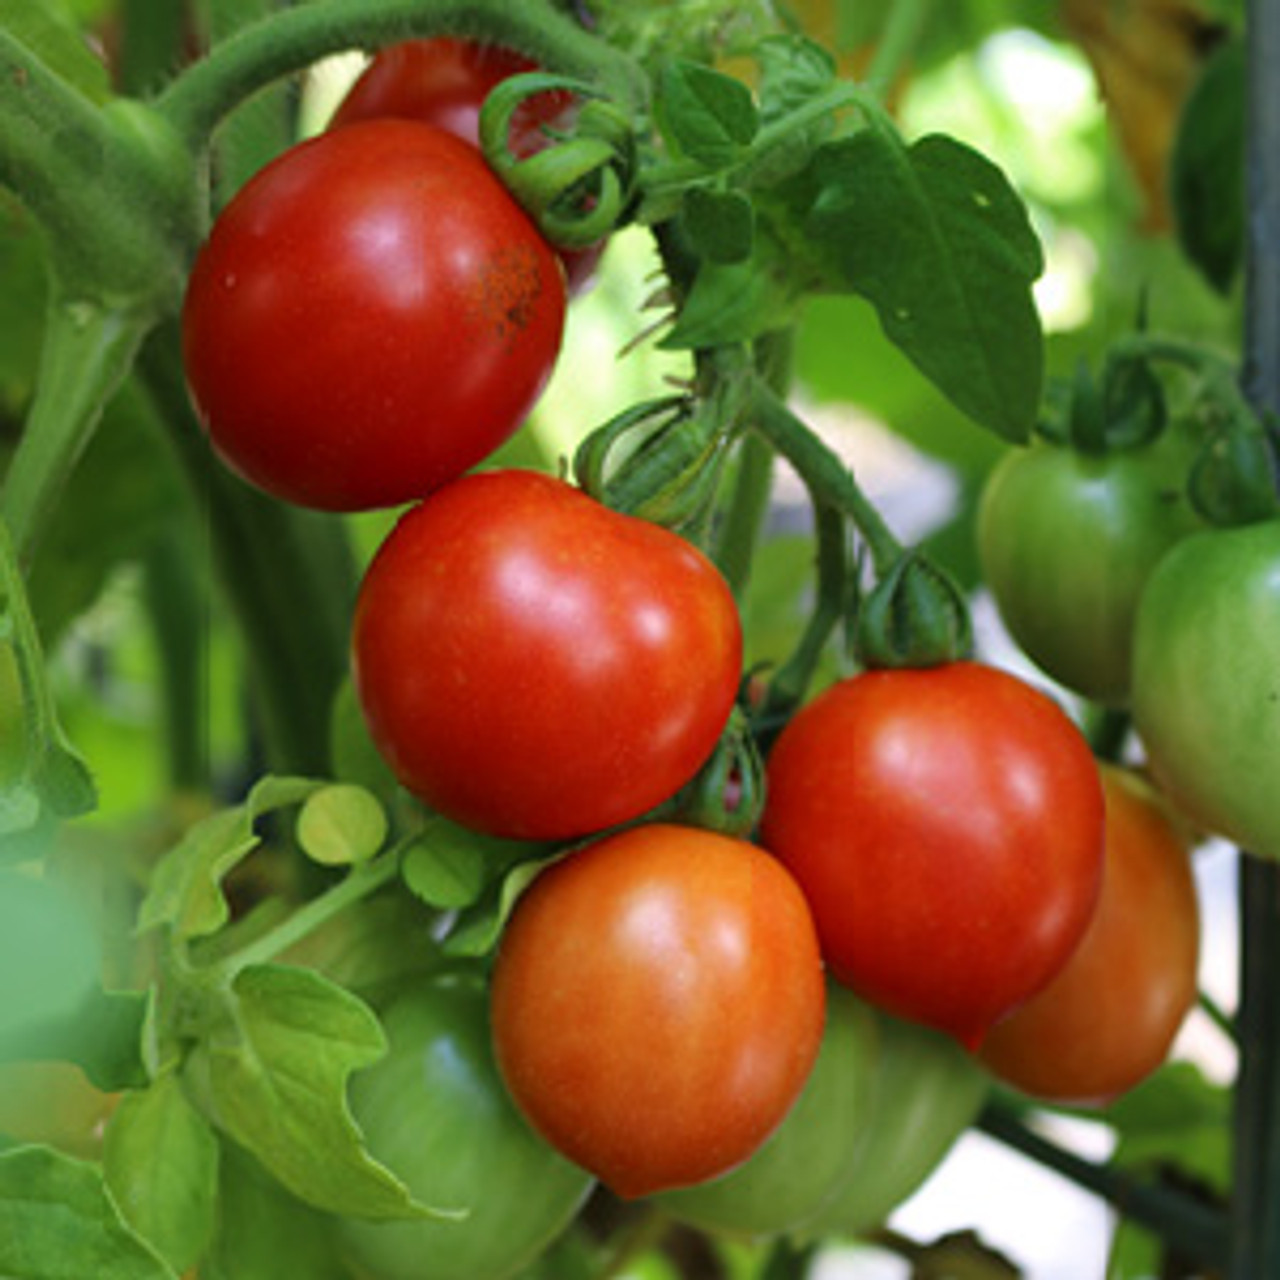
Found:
979,767 -> 1200,1104
760,662 -> 1106,1049
351,470 -> 743,840
182,119 -> 566,511
489,823 -> 827,1199
329,38 -> 603,294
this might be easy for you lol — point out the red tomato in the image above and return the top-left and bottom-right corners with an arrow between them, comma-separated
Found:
979,766 -> 1200,1104
182,120 -> 566,511
489,823 -> 826,1199
329,38 -> 603,293
351,470 -> 743,840
760,662 -> 1105,1048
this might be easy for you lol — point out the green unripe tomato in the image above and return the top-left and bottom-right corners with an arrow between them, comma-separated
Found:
978,431 -> 1201,705
338,970 -> 593,1280
1132,519 -> 1280,860
793,1009 -> 987,1241
653,985 -> 879,1237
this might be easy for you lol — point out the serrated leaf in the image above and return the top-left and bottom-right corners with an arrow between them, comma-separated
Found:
657,60 -> 759,169
683,188 -> 755,264
138,777 -> 322,940
183,963 -> 445,1221
0,0 -> 111,106
104,1070 -> 219,1274
296,784 -> 387,867
1171,37 -> 1244,294
0,1144 -> 177,1278
800,129 -> 1044,442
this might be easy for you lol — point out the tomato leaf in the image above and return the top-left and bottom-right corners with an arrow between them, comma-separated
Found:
792,128 -> 1044,442
296,784 -> 388,867
661,232 -> 801,350
202,1139 -> 354,1280
181,962 -> 446,1221
1171,37 -> 1245,294
0,1145 -> 178,1279
755,34 -> 837,125
442,856 -> 557,958
103,1069 -> 220,1275
682,188 -> 755,265
655,60 -> 759,169
138,776 -> 322,941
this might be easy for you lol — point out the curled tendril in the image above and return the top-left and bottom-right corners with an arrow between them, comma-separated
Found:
478,71 -> 637,249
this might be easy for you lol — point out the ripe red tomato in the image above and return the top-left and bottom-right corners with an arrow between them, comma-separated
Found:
979,766 -> 1200,1104
329,38 -> 603,293
351,469 -> 743,840
489,823 -> 826,1200
760,662 -> 1105,1048
182,119 -> 566,511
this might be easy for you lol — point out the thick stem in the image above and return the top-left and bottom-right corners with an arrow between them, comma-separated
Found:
1231,1 -> 1280,1275
155,0 -> 646,149
712,431 -> 775,598
136,322 -> 355,778
749,381 -> 904,574
0,296 -> 151,563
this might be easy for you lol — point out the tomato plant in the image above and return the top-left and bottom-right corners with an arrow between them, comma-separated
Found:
978,426 -> 1202,705
338,969 -> 593,1280
181,118 -> 566,511
351,469 -> 743,840
1,0 -> 1270,1277
489,823 -> 826,1199
1132,518 -> 1280,862
760,662 -> 1106,1048
979,766 -> 1200,1104
327,37 -> 603,292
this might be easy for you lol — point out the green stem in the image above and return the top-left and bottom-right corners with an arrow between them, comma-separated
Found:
863,0 -> 932,100
136,321 -> 355,777
226,850 -> 402,972
755,501 -> 849,742
155,0 -> 646,150
0,295 -> 151,562
749,381 -> 904,574
712,431 -> 775,598
978,1103 -> 1229,1270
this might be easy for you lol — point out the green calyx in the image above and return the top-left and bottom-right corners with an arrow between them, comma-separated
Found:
856,550 -> 973,671
479,73 -> 639,249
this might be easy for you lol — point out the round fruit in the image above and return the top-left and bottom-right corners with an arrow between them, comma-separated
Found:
760,661 -> 1106,1047
980,766 -> 1200,1104
351,469 -> 743,840
489,823 -> 826,1199
182,119 -> 565,511
338,971 -> 592,1280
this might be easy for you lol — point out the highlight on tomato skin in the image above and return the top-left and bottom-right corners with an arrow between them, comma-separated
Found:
488,823 -> 827,1201
978,765 -> 1201,1106
350,469 -> 744,842
181,120 -> 567,512
759,660 -> 1107,1050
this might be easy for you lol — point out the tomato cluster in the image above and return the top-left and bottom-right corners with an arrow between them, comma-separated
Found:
175,35 -> 1222,1279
